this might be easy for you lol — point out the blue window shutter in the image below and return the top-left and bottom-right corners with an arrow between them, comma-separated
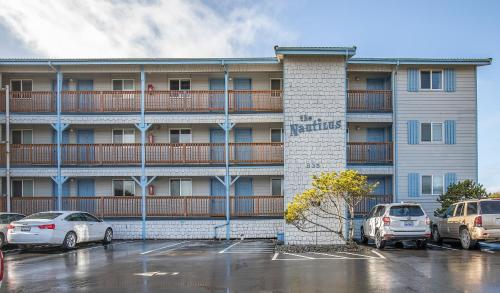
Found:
407,120 -> 420,144
444,173 -> 457,193
408,173 -> 420,197
444,69 -> 456,92
444,120 -> 456,144
407,68 -> 419,92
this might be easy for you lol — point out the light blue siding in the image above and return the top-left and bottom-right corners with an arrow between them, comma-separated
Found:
444,69 -> 456,92
444,173 -> 457,193
407,68 -> 419,92
407,120 -> 420,144
444,120 -> 456,144
408,173 -> 420,197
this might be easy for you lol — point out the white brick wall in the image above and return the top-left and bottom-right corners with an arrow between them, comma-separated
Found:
107,219 -> 283,240
283,56 -> 347,245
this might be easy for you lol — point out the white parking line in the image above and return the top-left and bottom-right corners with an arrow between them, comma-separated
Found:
370,249 -> 386,259
309,252 -> 346,258
427,243 -> 460,251
272,252 -> 279,260
283,252 -> 314,259
218,241 -> 241,254
334,251 -> 377,258
140,241 -> 190,255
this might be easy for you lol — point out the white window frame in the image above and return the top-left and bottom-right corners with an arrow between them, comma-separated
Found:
270,177 -> 283,196
420,122 -> 443,143
10,79 -> 33,91
11,179 -> 34,197
269,78 -> 283,90
111,79 -> 135,91
11,129 -> 33,144
419,69 -> 443,90
169,178 -> 193,196
421,175 -> 444,196
112,129 -> 135,143
168,78 -> 192,91
270,128 -> 284,143
112,179 -> 136,196
168,128 -> 192,143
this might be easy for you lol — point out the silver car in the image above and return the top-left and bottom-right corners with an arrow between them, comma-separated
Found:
0,213 -> 25,247
432,199 -> 500,249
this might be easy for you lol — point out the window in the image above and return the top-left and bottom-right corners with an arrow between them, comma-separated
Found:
82,213 -> 100,222
389,205 -> 425,217
421,175 -> 444,195
270,128 -> 283,143
271,178 -> 283,196
375,206 -> 386,217
12,130 -> 33,144
10,80 -> 32,92
65,213 -> 86,221
367,206 -> 377,218
270,79 -> 282,97
454,203 -> 464,217
170,179 -> 192,196
113,180 -> 135,196
170,129 -> 192,143
466,202 -> 478,216
420,70 -> 442,90
445,204 -> 456,218
169,79 -> 191,90
12,179 -> 34,197
25,212 -> 62,220
421,123 -> 443,142
112,79 -> 135,91
112,129 -> 135,143
479,201 -> 500,214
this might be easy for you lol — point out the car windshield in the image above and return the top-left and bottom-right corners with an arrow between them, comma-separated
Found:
24,212 -> 63,220
480,201 -> 500,215
389,206 -> 424,217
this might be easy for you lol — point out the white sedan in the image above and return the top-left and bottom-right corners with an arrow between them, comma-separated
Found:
7,211 -> 113,250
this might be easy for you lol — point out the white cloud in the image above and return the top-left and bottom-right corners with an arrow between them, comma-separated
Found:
0,0 -> 292,58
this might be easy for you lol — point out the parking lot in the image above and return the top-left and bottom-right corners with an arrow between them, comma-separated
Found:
2,239 -> 500,292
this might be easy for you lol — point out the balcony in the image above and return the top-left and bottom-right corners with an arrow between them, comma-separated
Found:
2,90 -> 283,113
6,143 -> 284,166
347,142 -> 393,164
0,196 -> 284,218
347,90 -> 392,113
353,194 -> 392,216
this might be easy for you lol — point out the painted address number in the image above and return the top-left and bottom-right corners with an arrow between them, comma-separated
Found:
305,162 -> 320,168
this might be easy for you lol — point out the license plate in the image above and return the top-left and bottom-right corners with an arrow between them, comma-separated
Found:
404,221 -> 413,227
20,226 -> 31,232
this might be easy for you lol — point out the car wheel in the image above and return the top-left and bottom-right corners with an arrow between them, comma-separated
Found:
375,230 -> 386,249
62,232 -> 77,250
360,227 -> 369,244
416,240 -> 427,249
103,228 -> 113,244
0,233 -> 4,248
459,228 -> 477,250
432,226 -> 442,244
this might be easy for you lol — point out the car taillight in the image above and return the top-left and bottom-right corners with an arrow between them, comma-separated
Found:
382,217 -> 391,226
38,224 -> 56,230
474,216 -> 482,227
7,224 -> 15,230
425,217 -> 431,225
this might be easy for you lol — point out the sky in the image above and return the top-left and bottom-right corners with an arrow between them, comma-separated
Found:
0,0 -> 498,191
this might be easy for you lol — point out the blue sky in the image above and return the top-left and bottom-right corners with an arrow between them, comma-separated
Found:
0,0 -> 498,190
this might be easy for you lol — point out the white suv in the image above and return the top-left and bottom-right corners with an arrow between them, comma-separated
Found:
360,203 -> 431,249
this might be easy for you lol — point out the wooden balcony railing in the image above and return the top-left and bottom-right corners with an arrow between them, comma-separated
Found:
347,90 -> 392,113
5,90 -> 283,113
353,194 -> 393,216
8,143 -> 284,166
347,142 -> 393,164
2,196 -> 284,218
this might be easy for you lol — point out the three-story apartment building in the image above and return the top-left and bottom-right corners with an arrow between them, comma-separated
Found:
0,46 -> 491,244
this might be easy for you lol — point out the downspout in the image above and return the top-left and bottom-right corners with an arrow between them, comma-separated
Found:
343,50 -> 349,241
393,60 -> 399,203
5,85 -> 10,212
56,70 -> 63,210
214,61 -> 231,240
140,66 -> 147,240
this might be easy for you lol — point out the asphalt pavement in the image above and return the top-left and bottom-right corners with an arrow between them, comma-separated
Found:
1,239 -> 500,292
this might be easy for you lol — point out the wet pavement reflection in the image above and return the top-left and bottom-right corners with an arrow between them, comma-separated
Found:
1,240 -> 500,292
